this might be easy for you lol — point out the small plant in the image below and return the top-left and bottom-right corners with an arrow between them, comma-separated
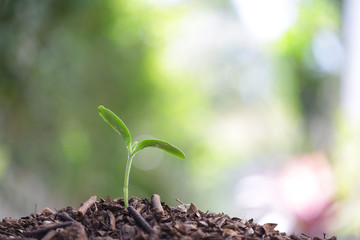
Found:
98,105 -> 185,208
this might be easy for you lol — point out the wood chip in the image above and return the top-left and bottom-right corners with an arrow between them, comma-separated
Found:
151,194 -> 164,220
77,195 -> 97,219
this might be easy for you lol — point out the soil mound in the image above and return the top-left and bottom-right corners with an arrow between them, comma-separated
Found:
0,195 -> 336,240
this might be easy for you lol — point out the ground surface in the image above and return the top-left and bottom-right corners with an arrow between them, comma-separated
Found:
0,195 -> 336,240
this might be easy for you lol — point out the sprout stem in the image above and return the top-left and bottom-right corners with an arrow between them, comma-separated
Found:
123,151 -> 135,208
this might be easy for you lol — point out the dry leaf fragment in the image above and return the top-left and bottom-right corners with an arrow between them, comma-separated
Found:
107,210 -> 115,230
175,223 -> 197,234
189,203 -> 201,218
37,207 -> 55,215
189,203 -> 197,212
263,223 -> 278,235
217,217 -> 226,228
223,228 -> 237,236
236,221 -> 246,229
198,209 -> 206,216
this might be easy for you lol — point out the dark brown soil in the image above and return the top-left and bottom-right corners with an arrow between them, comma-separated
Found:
0,195 -> 336,240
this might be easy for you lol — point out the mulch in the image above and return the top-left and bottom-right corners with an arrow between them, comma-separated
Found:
0,195 -> 336,240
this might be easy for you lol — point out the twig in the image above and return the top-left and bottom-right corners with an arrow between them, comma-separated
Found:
24,222 -> 73,237
0,229 -> 15,236
77,195 -> 97,219
151,194 -> 163,220
41,230 -> 57,240
57,212 -> 76,222
127,206 -> 153,234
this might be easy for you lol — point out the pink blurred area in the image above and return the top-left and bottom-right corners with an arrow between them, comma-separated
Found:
279,153 -> 336,235
234,152 -> 337,236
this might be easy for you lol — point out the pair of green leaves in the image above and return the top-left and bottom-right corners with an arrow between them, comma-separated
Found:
98,105 -> 185,159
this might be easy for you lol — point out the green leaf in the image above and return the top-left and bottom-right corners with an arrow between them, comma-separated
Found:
98,105 -> 131,148
134,139 -> 185,159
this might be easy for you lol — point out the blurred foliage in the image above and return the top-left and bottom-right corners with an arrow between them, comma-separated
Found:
276,0 -> 342,151
0,0 -> 202,210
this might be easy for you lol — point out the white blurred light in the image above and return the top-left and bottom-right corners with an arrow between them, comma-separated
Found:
232,0 -> 299,42
235,175 -> 273,208
238,59 -> 273,102
132,138 -> 164,171
342,0 -> 360,123
312,30 -> 344,73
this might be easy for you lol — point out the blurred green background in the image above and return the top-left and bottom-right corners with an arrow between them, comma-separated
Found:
1,0 -> 360,238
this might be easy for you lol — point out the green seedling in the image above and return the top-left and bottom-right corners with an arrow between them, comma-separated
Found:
98,105 -> 185,208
